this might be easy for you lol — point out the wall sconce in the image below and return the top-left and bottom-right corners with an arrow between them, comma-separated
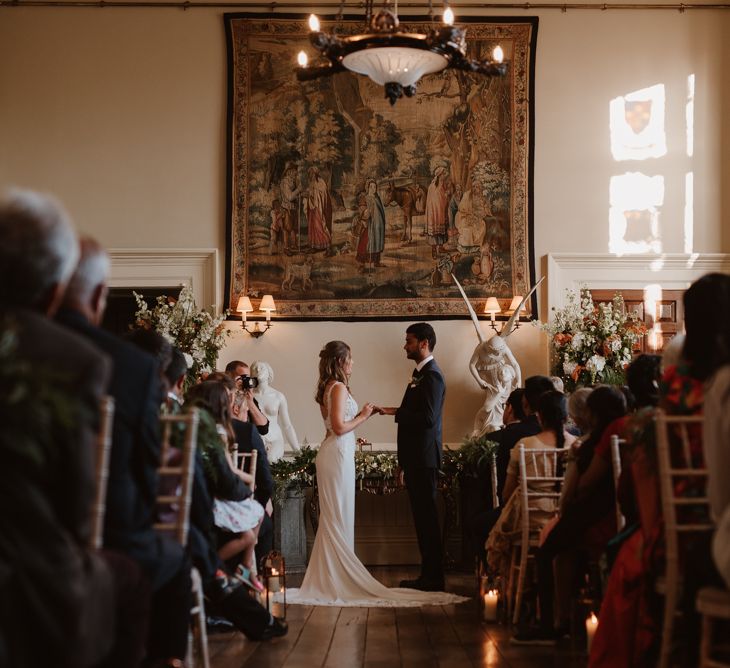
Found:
483,295 -> 526,332
237,294 -> 276,338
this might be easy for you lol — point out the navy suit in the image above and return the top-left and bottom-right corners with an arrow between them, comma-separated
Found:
396,359 -> 446,584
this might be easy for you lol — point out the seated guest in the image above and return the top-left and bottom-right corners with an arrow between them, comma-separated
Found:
469,388 -> 528,570
591,273 -> 730,667
513,385 -> 627,645
186,381 -> 266,590
0,190 -> 138,667
486,390 -> 576,580
225,359 -> 269,434
56,237 -> 192,667
164,357 -> 288,640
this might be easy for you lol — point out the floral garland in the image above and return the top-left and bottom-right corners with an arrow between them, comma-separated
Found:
538,287 -> 646,392
133,285 -> 230,387
269,439 -> 499,501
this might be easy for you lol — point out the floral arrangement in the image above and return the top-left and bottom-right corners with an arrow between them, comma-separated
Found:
133,285 -> 229,386
442,436 -> 500,480
355,451 -> 399,479
539,287 -> 646,392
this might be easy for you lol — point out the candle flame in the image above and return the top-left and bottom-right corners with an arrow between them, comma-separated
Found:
308,13 -> 320,31
486,589 -> 498,596
297,51 -> 308,67
493,45 -> 504,63
588,612 -> 598,624
443,7 -> 455,25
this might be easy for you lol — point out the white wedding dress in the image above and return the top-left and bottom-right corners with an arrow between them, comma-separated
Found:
286,382 -> 466,607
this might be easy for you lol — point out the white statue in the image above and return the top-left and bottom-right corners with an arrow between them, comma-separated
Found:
452,274 -> 544,437
250,360 -> 301,462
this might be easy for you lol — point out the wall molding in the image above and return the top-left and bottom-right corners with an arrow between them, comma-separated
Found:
108,248 -> 220,313
547,252 -> 730,310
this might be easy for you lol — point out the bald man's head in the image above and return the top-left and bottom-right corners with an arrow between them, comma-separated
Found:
63,237 -> 111,325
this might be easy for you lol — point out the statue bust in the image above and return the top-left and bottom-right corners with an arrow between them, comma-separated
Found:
250,360 -> 300,462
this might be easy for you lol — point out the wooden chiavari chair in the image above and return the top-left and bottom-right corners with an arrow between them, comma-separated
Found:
89,395 -> 114,550
696,586 -> 730,668
236,449 -> 258,493
506,445 -> 565,625
609,434 -> 626,532
155,409 -> 209,668
655,409 -> 712,668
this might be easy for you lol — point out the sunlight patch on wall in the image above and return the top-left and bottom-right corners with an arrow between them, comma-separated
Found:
643,283 -> 664,350
684,171 -> 694,254
609,172 -> 664,255
610,84 -> 667,162
686,74 -> 695,158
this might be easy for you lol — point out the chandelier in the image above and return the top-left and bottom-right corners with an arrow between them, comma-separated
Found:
296,2 -> 507,105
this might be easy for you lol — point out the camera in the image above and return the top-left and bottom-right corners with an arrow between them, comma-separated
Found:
237,375 -> 258,391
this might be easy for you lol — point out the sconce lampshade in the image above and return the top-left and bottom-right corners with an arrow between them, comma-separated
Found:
507,295 -> 523,312
259,294 -> 277,312
237,296 -> 254,313
484,297 -> 501,315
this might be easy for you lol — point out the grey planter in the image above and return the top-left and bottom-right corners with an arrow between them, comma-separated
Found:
273,487 -> 308,573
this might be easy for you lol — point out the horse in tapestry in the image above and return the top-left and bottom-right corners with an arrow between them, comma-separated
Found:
384,182 -> 426,243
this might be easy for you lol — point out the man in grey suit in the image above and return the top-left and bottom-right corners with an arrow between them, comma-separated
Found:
381,323 -> 447,591
0,190 -> 118,666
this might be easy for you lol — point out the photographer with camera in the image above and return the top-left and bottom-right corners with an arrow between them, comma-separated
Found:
225,360 -> 269,435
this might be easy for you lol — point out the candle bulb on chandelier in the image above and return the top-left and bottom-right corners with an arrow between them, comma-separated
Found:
443,7 -> 455,25
308,13 -> 320,32
493,45 -> 504,63
297,50 -> 308,67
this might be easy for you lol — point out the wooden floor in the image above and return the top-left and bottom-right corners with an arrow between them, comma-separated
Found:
208,568 -> 589,667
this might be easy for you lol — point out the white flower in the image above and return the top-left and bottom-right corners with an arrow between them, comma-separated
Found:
183,352 -> 194,367
586,355 -> 606,374
610,339 -> 621,352
563,360 -> 578,377
571,333 -> 584,350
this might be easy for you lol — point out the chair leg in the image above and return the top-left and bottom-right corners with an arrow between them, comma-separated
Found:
189,568 -> 211,668
506,544 -> 518,623
658,572 -> 678,668
699,613 -> 711,668
512,544 -> 529,626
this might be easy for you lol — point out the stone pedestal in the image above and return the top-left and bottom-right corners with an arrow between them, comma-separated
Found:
273,488 -> 308,573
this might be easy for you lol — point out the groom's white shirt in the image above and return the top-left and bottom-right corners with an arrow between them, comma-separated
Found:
415,355 -> 434,373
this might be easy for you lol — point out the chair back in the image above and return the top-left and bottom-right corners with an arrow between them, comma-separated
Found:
489,452 -> 499,509
610,434 -> 626,531
155,409 -> 200,546
90,395 -> 114,550
655,409 -> 713,566
517,444 -> 565,542
236,449 -> 258,493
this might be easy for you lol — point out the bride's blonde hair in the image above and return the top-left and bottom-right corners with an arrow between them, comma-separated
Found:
315,340 -> 351,405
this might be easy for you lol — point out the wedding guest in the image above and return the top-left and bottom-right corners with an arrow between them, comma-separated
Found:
57,237 -> 192,667
513,385 -> 627,645
186,381 -> 266,590
0,190 -> 136,667
591,273 -> 730,667
486,390 -> 576,582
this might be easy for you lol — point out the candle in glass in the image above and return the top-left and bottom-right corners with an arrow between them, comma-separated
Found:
585,612 -> 598,652
269,569 -> 280,592
483,589 -> 498,622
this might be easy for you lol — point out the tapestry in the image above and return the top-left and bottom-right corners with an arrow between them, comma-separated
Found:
225,14 -> 538,319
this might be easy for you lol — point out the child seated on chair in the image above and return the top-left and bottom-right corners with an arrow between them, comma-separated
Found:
186,380 -> 265,592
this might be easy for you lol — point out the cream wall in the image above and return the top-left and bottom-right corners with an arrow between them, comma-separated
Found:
1,5 -> 728,445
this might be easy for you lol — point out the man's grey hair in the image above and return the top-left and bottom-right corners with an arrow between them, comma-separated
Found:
65,237 -> 111,302
0,188 -> 79,308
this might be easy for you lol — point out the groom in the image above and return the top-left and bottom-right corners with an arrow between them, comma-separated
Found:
381,322 -> 446,591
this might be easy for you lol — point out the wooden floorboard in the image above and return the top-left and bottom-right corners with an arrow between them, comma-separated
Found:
207,568 -> 589,668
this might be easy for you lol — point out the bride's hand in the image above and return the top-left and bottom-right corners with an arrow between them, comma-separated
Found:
359,402 -> 375,419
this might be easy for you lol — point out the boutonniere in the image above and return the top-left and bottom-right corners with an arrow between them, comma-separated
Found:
409,374 -> 423,389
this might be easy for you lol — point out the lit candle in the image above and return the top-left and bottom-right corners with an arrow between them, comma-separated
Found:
443,6 -> 454,25
297,50 -> 308,68
585,612 -> 598,653
308,13 -> 320,31
269,569 -> 280,592
493,45 -> 504,63
483,589 -> 498,622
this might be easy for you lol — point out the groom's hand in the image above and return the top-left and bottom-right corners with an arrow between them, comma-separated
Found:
377,406 -> 397,416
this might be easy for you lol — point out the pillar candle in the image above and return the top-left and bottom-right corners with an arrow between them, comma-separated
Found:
586,612 -> 598,653
483,590 -> 498,622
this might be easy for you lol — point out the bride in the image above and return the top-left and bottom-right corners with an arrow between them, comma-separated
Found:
287,340 -> 465,607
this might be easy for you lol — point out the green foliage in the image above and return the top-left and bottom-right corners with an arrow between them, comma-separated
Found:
441,436 -> 499,480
